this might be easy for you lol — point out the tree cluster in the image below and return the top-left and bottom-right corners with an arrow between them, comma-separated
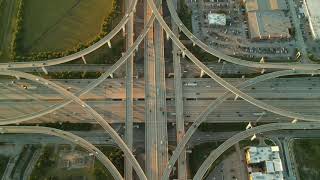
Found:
10,0 -> 24,59
178,0 -> 192,40
94,147 -> 124,180
0,155 -> 9,178
21,122 -> 93,131
29,147 -> 55,180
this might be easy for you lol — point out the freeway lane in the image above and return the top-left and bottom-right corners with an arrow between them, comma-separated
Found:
154,3 -> 169,178
17,61 -> 269,76
144,0 -> 157,179
124,0 -> 134,178
161,69 -> 320,180
2,77 -> 320,100
172,0 -> 187,178
146,0 -> 320,124
0,126 -> 123,180
193,122 -> 320,179
0,129 -> 239,148
0,8 -> 157,129
2,99 -> 320,123
0,70 -> 148,180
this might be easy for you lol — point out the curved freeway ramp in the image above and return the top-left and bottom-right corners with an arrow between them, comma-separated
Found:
0,126 -> 123,180
193,122 -> 320,179
0,70 -> 147,180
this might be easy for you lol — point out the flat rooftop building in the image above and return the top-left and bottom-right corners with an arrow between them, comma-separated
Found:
245,146 -> 284,180
208,13 -> 227,26
247,11 -> 291,40
245,0 -> 288,12
303,0 -> 320,40
244,0 -> 291,40
250,172 -> 284,180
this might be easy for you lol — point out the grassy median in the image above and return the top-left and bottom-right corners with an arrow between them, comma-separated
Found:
293,139 -> 320,179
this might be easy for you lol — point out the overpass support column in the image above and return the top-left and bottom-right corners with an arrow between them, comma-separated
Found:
200,69 -> 205,78
41,66 -> 48,75
81,56 -> 87,64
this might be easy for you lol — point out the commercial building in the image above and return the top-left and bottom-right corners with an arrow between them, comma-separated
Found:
244,0 -> 292,40
245,146 -> 284,180
247,11 -> 291,40
303,0 -> 320,40
207,13 -> 227,26
245,0 -> 287,12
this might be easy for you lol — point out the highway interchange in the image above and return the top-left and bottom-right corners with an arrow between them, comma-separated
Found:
1,0 -> 320,179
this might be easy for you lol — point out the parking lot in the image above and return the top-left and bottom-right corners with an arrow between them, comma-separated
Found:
293,0 -> 320,61
189,0 -> 300,62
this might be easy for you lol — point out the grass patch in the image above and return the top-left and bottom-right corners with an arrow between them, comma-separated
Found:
27,71 -> 103,79
0,0 -> 21,61
198,123 -> 270,132
231,55 -> 293,63
10,145 -> 39,179
84,34 -> 124,64
198,123 -> 246,132
308,53 -> 320,63
0,155 -> 10,178
239,139 -> 260,148
9,0 -> 124,64
264,139 -> 276,146
30,145 -> 98,180
20,122 -> 93,131
30,145 -> 123,180
189,141 -> 235,178
189,139 -> 261,178
178,0 -> 192,40
21,0 -> 114,53
186,44 -> 219,62
293,139 -> 320,179
96,146 -> 124,176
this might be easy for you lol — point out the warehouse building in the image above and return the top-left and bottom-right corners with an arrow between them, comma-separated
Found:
303,0 -> 320,40
244,0 -> 292,40
245,0 -> 287,12
247,11 -> 291,40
